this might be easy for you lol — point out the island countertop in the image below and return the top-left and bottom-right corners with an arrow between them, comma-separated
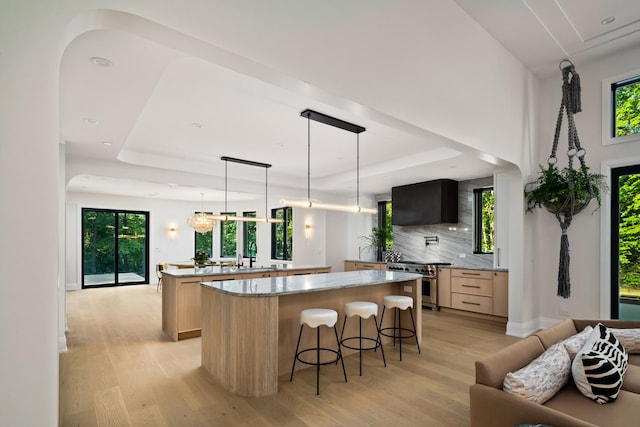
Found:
162,264 -> 331,278
201,270 -> 421,296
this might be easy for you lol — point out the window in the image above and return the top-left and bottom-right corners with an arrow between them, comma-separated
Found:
473,187 -> 494,254
220,212 -> 237,258
194,214 -> 213,258
377,201 -> 393,250
603,71 -> 640,145
612,76 -> 640,138
271,207 -> 292,260
243,211 -> 256,256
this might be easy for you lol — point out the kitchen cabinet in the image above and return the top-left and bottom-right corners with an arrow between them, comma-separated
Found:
438,268 -> 508,319
437,267 -> 451,308
344,261 -> 388,271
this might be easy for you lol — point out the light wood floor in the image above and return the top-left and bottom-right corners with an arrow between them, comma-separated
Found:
60,284 -> 519,427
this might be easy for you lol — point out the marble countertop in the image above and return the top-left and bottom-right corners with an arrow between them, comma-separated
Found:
201,270 -> 422,297
162,264 -> 330,278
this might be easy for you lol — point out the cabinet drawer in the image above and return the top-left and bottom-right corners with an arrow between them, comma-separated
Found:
356,263 -> 382,270
451,277 -> 493,297
451,293 -> 492,315
451,269 -> 493,280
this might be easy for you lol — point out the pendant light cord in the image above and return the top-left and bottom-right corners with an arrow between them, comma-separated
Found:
357,133 -> 360,208
224,159 -> 228,213
307,114 -> 311,204
265,167 -> 269,219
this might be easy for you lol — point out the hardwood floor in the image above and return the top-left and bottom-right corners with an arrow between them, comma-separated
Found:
60,284 -> 519,427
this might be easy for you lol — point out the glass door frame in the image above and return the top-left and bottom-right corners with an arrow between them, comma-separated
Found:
81,207 -> 150,288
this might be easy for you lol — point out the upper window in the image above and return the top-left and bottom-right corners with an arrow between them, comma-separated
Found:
271,207 -> 292,261
243,211 -> 257,257
473,187 -> 494,254
603,70 -> 640,145
220,212 -> 237,258
377,201 -> 393,250
194,215 -> 213,258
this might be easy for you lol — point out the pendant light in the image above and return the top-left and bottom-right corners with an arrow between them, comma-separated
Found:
187,193 -> 216,233
280,109 -> 377,214
210,156 -> 283,223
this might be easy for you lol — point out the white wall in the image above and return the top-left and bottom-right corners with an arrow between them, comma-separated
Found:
533,46 -> 640,325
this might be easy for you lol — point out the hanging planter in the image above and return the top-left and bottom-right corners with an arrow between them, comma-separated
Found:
523,60 -> 608,299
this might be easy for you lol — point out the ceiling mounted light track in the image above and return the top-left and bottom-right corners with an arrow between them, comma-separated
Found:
209,156 -> 283,223
280,109 -> 377,215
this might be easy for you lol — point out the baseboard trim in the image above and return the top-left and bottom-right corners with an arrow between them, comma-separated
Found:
506,318 -> 540,338
66,282 -> 80,291
58,334 -> 68,353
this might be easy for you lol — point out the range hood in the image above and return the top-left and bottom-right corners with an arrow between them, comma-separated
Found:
391,179 -> 458,226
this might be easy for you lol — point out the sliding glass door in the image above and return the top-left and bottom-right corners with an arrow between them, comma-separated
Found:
82,208 -> 149,288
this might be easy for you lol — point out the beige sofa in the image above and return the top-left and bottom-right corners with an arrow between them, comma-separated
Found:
470,319 -> 640,427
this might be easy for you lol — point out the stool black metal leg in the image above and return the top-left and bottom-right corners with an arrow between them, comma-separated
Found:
373,314 -> 386,367
408,307 -> 421,354
333,325 -> 348,383
397,307 -> 403,361
358,317 -> 363,375
290,324 -> 304,382
316,327 -> 321,395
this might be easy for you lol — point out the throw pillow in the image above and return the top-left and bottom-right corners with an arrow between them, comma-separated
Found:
503,343 -> 571,404
561,325 -> 593,360
572,323 -> 629,404
608,328 -> 640,354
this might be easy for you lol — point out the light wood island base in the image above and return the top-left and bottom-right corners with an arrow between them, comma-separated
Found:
200,271 -> 421,397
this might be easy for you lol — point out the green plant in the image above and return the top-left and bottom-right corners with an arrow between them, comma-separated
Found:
524,165 -> 608,214
192,251 -> 209,264
359,227 -> 391,253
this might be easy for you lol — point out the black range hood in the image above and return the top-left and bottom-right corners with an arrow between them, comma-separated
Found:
391,179 -> 458,226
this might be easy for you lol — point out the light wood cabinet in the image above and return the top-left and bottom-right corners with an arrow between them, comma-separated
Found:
440,268 -> 508,319
437,267 -> 451,308
162,267 -> 331,341
344,261 -> 387,271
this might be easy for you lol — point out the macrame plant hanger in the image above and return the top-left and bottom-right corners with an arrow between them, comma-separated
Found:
547,59 -> 591,298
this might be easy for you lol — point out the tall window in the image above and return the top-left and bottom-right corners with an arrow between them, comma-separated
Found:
473,187 -> 494,254
271,207 -> 293,260
243,211 -> 257,257
220,212 -> 237,258
81,208 -> 149,287
612,75 -> 640,138
194,214 -> 213,258
377,201 -> 393,250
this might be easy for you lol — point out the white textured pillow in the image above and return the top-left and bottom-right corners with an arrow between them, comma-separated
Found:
609,328 -> 640,354
503,342 -> 571,404
572,323 -> 629,404
561,325 -> 594,360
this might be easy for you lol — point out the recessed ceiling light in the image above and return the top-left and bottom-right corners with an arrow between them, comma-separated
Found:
90,56 -> 112,67
102,141 -> 112,146
191,122 -> 203,128
83,117 -> 99,125
168,183 -> 178,187
601,16 -> 615,25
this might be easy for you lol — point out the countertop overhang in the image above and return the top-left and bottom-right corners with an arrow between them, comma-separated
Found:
162,264 -> 330,278
201,270 -> 421,297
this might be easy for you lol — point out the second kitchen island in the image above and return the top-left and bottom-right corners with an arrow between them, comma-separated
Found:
200,270 -> 421,397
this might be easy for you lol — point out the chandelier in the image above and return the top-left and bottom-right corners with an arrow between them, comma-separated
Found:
187,193 -> 216,233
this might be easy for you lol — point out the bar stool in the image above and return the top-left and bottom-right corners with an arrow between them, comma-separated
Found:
340,301 -> 386,376
379,295 -> 420,361
290,308 -> 348,395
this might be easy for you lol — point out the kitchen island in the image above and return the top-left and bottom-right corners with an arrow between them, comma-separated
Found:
200,270 -> 421,397
161,264 -> 331,341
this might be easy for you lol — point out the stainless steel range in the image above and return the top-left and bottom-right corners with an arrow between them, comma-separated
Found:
387,261 -> 451,309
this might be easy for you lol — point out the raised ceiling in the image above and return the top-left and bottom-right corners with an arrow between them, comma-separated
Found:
61,1 -> 640,202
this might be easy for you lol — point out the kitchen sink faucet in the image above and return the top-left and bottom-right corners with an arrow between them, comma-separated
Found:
249,242 -> 257,268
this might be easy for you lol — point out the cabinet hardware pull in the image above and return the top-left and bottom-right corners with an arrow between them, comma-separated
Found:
462,301 -> 481,306
461,284 -> 481,288
461,272 -> 481,276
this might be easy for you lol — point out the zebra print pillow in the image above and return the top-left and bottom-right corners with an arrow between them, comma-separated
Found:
572,323 -> 629,404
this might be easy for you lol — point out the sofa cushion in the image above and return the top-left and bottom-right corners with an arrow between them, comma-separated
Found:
560,325 -> 593,360
503,343 -> 571,404
544,384 -> 640,427
609,327 -> 640,354
572,324 -> 629,404
622,363 -> 640,393
535,319 -> 578,349
475,336 -> 546,389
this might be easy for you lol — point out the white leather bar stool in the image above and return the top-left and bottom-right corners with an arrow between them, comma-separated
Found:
290,308 -> 348,395
378,295 -> 420,361
340,301 -> 386,375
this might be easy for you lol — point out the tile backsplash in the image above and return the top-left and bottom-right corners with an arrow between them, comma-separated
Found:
392,177 -> 493,269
